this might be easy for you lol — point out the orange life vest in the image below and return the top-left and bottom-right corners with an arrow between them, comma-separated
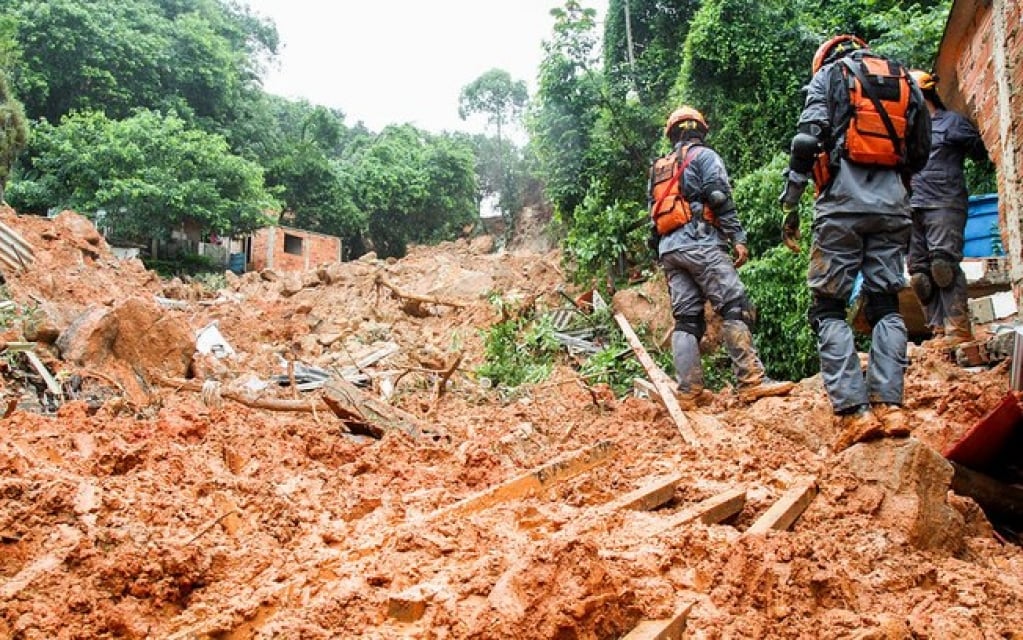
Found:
812,54 -> 912,196
649,144 -> 715,235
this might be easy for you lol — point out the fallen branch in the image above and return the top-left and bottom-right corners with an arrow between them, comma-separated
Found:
374,274 -> 467,313
158,376 -> 336,415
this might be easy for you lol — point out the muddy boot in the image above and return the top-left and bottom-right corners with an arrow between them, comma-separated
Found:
676,385 -> 713,411
833,406 -> 884,452
737,378 -> 795,403
872,403 -> 911,438
940,314 -> 974,348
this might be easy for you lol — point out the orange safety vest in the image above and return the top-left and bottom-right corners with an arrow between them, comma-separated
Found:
649,144 -> 716,235
812,55 -> 912,196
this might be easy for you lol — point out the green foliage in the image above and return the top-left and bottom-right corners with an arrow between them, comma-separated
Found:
578,340 -> 645,397
740,244 -> 818,382
9,109 -> 275,241
477,312 -> 560,388
732,153 -> 803,258
560,179 -> 646,283
676,0 -> 814,176
528,1 -> 603,221
2,0 -> 277,128
459,69 -> 528,141
143,251 -> 224,278
0,71 -> 27,198
348,125 -> 477,259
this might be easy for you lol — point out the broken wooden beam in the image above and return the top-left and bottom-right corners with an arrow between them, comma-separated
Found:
603,474 -> 682,513
614,312 -> 700,447
621,602 -> 694,640
647,487 -> 746,537
322,376 -> 433,440
5,342 -> 61,396
421,440 -> 616,522
746,480 -> 818,535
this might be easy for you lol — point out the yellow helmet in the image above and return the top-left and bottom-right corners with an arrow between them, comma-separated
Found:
664,105 -> 708,139
910,69 -> 937,91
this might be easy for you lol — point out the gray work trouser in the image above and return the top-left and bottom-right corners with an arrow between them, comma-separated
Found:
908,207 -> 971,335
809,213 -> 910,412
661,245 -> 764,392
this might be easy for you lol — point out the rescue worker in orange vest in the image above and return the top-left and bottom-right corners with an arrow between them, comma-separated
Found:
906,69 -> 989,348
649,106 -> 794,408
778,36 -> 931,451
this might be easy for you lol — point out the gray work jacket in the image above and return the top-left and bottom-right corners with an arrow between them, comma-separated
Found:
910,109 -> 987,211
797,51 -> 931,218
652,142 -> 747,257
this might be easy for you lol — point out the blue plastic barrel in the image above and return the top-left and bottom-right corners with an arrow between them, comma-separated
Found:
964,194 -> 1001,257
228,252 -> 246,274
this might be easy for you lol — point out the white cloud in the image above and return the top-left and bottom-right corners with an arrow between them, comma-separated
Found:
243,0 -> 596,137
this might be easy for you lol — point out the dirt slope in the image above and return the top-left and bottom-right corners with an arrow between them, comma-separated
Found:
1,207 -> 1022,639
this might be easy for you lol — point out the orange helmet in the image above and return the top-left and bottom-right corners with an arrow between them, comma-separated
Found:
812,35 -> 868,74
664,105 -> 708,139
910,69 -> 937,91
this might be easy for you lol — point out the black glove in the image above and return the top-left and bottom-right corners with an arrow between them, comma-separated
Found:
781,210 -> 801,253
778,168 -> 810,212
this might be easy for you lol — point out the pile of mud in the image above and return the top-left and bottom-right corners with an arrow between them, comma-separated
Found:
1,207 -> 1021,638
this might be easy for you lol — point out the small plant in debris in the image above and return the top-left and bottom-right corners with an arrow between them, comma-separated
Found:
193,271 -> 227,294
477,306 -> 560,388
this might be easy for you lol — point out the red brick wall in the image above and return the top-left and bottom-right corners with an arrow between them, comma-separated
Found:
942,0 -> 1023,286
248,226 -> 341,273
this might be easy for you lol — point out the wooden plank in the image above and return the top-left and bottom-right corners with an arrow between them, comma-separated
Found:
422,440 -> 616,522
648,487 -> 746,537
621,602 -> 694,640
0,220 -> 35,256
746,481 -> 818,535
22,350 -> 62,396
614,312 -> 700,447
604,474 -> 682,513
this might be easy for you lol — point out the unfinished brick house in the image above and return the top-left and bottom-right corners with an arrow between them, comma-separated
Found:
240,225 -> 342,273
935,0 -> 1023,303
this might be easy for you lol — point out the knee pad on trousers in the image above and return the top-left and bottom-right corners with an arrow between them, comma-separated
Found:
931,259 -> 956,289
910,271 -> 934,304
864,292 -> 900,327
720,295 -> 756,328
674,314 -> 706,341
808,295 -> 846,334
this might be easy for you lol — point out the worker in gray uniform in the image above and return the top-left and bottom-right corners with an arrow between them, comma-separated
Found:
648,105 -> 794,408
907,69 -> 989,348
778,35 -> 931,450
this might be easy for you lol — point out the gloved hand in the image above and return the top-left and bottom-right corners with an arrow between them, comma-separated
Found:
781,209 -> 801,253
733,243 -> 749,268
778,169 -> 809,212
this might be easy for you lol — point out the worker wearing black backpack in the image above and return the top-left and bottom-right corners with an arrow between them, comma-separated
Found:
777,35 -> 931,451
649,106 -> 794,409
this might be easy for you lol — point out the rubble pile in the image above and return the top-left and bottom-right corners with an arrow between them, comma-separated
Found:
1,207 -> 1021,639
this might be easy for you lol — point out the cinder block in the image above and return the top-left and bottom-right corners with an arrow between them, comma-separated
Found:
970,297 -> 995,325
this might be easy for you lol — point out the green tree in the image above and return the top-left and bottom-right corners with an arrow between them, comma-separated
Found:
0,72 -> 27,202
529,1 -> 603,222
459,69 -> 527,150
0,0 -> 277,129
9,109 -> 275,241
349,125 -> 476,259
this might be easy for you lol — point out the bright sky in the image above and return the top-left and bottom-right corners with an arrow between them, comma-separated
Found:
242,1 -> 603,139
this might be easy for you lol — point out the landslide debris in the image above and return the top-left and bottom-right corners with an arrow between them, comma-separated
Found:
1,206 -> 1021,639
